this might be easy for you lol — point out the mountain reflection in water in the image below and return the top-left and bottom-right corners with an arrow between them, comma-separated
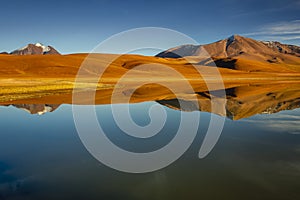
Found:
1,83 -> 299,120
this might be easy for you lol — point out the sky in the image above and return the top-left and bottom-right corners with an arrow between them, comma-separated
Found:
0,0 -> 299,54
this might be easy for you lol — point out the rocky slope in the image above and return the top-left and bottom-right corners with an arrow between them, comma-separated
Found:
157,83 -> 300,120
7,104 -> 60,115
10,43 -> 60,55
156,35 -> 300,72
157,35 -> 300,58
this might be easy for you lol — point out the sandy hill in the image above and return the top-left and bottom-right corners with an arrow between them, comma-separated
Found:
0,36 -> 300,120
157,35 -> 300,72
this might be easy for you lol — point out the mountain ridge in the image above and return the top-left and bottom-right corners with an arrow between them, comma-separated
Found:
9,43 -> 60,55
156,35 -> 300,72
156,35 -> 300,58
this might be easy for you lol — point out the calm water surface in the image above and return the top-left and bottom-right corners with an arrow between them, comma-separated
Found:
0,102 -> 299,200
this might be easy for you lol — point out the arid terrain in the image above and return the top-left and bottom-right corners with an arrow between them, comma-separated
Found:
1,35 -> 300,119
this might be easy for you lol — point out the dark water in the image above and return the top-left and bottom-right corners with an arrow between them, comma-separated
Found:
0,102 -> 299,200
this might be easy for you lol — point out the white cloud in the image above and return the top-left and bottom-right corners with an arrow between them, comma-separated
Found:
242,110 -> 300,134
242,20 -> 300,42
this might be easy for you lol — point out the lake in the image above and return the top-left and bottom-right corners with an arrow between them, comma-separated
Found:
0,90 -> 299,200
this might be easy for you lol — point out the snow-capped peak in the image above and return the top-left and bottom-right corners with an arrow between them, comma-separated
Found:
262,41 -> 274,45
10,43 -> 60,55
34,43 -> 51,53
35,42 -> 43,47
16,43 -> 51,53
37,105 -> 53,115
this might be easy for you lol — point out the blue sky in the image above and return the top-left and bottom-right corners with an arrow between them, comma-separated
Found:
0,0 -> 299,54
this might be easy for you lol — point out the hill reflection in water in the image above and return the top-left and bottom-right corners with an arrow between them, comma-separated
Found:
1,83 -> 299,120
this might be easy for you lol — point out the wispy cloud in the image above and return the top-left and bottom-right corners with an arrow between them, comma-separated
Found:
243,110 -> 300,134
242,20 -> 300,42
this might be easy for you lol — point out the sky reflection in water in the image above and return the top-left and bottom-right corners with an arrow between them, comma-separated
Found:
0,103 -> 299,200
